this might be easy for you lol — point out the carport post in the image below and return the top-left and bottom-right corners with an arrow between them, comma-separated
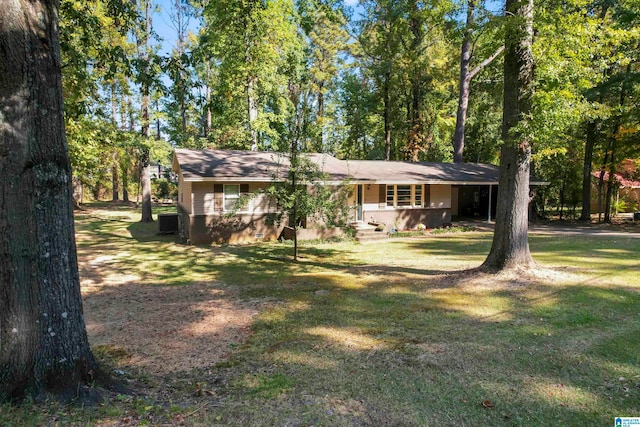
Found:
487,184 -> 492,223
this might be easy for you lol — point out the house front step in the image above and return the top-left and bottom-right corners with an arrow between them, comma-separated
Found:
351,228 -> 389,243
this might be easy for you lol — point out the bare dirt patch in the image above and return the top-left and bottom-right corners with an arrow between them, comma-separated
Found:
80,272 -> 266,377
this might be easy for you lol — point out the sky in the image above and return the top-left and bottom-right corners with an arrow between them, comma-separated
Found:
152,0 -> 506,58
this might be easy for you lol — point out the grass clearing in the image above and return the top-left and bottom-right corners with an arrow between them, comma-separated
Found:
2,203 -> 639,426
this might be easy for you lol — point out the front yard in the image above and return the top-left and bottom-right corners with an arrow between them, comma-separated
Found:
2,204 -> 639,426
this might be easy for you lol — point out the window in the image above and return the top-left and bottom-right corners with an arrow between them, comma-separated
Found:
386,185 -> 394,206
385,184 -> 425,208
397,185 -> 411,206
224,184 -> 239,211
415,185 -> 423,207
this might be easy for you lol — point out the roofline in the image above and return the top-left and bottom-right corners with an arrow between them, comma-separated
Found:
181,176 -> 549,186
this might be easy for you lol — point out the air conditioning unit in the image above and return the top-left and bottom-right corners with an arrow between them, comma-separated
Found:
158,213 -> 179,234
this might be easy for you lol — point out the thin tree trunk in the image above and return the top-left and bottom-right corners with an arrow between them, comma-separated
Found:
204,64 -> 212,139
112,158 -> 120,201
596,150 -> 609,223
603,65 -> 628,223
580,121 -> 596,221
482,0 -> 535,271
603,135 -> 617,223
317,82 -> 324,152
121,152 -> 130,203
383,70 -> 392,161
247,75 -> 258,148
0,0 -> 98,401
453,0 -> 504,163
453,0 -> 475,163
111,83 -> 119,201
138,0 -> 153,223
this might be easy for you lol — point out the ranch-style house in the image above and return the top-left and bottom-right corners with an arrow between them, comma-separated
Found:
172,148 -> 544,244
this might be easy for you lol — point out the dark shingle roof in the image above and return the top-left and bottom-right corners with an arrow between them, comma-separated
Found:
173,149 -> 351,182
173,149 -> 546,185
342,160 -> 502,184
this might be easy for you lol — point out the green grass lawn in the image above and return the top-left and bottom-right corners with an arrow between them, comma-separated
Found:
2,204 -> 639,426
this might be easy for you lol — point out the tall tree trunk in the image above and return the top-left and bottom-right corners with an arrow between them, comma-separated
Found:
603,131 -> 618,223
453,1 -> 505,163
482,0 -> 535,271
453,1 -> 475,163
596,147 -> 610,223
406,0 -> 424,161
111,83 -> 119,201
204,64 -> 212,139
317,82 -> 324,152
112,157 -> 120,201
247,75 -> 258,148
138,0 -> 153,223
580,121 -> 596,221
121,154 -> 130,203
603,65 -> 628,223
0,0 -> 98,401
383,69 -> 392,161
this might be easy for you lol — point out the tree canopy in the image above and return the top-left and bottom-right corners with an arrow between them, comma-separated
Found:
57,0 -> 640,216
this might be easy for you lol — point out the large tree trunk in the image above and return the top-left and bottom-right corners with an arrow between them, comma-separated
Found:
0,0 -> 98,401
482,0 -> 535,271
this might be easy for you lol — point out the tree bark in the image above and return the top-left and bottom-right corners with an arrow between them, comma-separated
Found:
0,0 -> 98,401
482,0 -> 535,271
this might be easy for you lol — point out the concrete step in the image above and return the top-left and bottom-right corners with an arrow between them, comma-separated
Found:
353,228 -> 388,242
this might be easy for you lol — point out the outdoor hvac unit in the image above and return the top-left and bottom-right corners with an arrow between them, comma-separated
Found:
158,213 -> 179,234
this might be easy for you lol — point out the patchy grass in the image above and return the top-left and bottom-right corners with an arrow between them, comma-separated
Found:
1,203 -> 639,426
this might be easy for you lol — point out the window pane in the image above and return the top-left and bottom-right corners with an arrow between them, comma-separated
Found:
224,185 -> 239,197
397,185 -> 411,206
415,185 -> 422,206
224,185 -> 239,211
386,185 -> 394,206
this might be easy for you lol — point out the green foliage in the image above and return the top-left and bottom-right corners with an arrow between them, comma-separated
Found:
151,178 -> 178,201
263,154 -> 351,229
58,0 -> 640,219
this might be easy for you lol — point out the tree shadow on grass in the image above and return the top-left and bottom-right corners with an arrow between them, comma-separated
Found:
188,274 -> 640,425
75,208 -> 639,424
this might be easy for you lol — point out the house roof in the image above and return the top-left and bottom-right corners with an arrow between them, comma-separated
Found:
343,160 -> 499,184
173,148 -> 547,185
172,149 -> 351,182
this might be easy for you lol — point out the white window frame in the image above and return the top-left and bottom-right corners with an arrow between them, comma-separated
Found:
386,184 -> 425,208
223,184 -> 240,212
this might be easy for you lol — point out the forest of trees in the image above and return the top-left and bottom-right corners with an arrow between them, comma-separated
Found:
60,0 -> 639,220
